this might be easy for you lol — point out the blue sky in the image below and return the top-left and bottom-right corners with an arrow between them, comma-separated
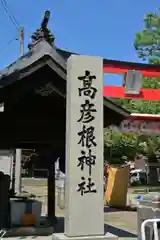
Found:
0,0 -> 159,85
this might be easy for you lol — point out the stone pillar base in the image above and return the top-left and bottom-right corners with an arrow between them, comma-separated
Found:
52,233 -> 118,240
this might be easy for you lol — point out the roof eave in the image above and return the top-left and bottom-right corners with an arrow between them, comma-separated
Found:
0,45 -> 130,120
57,48 -> 160,71
104,98 -> 130,117
0,41 -> 66,84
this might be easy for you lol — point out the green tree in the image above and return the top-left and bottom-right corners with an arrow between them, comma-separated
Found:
104,127 -> 139,163
134,11 -> 160,63
138,135 -> 160,163
111,96 -> 160,114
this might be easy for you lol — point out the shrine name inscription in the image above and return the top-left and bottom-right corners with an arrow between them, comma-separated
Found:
76,70 -> 98,196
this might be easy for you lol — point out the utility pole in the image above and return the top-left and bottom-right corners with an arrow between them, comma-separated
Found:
14,27 -> 24,195
20,27 -> 24,57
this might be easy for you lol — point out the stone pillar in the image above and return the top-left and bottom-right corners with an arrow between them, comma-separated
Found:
53,55 -> 117,240
15,149 -> 22,195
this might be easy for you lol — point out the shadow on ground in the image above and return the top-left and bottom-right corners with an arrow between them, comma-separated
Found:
54,217 -> 137,238
104,206 -> 136,213
105,224 -> 137,238
104,206 -> 122,213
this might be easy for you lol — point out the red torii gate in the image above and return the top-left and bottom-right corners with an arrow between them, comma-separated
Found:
102,59 -> 160,133
103,59 -> 160,101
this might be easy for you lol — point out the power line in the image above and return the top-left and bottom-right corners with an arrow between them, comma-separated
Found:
0,0 -> 19,29
1,0 -> 19,28
3,0 -> 19,27
0,37 -> 17,54
0,0 -> 24,56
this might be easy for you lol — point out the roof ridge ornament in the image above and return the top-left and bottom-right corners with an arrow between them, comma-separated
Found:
28,10 -> 55,50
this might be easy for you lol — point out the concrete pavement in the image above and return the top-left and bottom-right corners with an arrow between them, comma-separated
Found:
20,178 -> 138,240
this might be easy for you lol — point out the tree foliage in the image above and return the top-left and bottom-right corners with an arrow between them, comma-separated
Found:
104,128 -> 160,164
134,11 -> 160,63
138,135 -> 160,163
104,127 -> 139,163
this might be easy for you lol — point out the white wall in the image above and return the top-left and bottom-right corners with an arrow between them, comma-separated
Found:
0,150 -> 13,176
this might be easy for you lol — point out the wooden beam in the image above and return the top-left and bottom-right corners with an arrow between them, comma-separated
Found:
103,62 -> 160,77
128,114 -> 160,122
0,113 -> 65,125
0,127 -> 65,143
103,66 -> 160,77
103,86 -> 160,101
0,140 -> 65,150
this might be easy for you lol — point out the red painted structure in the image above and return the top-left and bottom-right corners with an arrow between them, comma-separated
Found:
128,113 -> 160,122
115,113 -> 160,135
102,59 -> 160,100
103,86 -> 160,101
103,60 -> 160,77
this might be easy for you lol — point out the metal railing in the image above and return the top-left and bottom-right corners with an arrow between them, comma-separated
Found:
141,218 -> 160,240
0,230 -> 6,240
